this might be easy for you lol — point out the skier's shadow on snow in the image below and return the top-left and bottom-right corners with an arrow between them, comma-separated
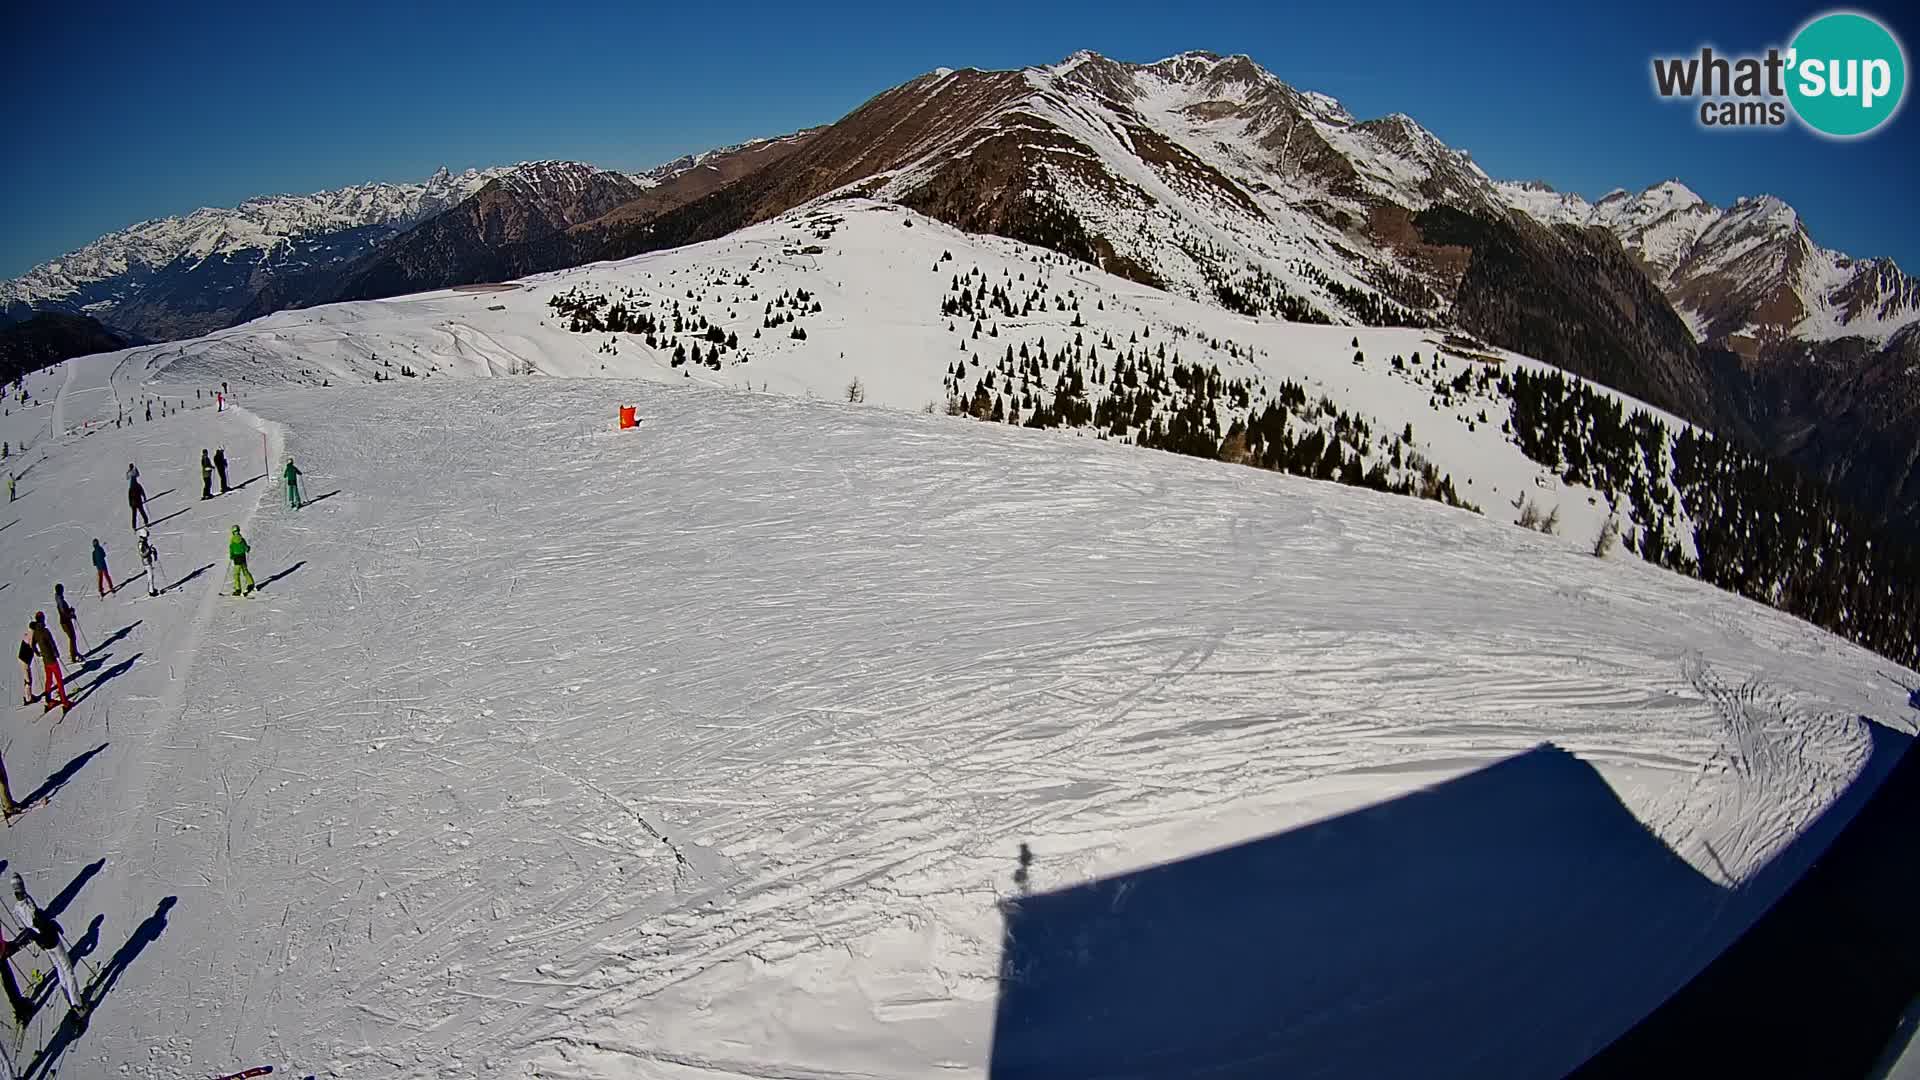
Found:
84,620 -> 140,658
21,745 -> 108,811
258,561 -> 306,589
27,896 -> 176,1075
303,489 -> 341,507
160,564 -> 215,595
68,914 -> 104,966
231,473 -> 267,491
986,727 -> 1914,1079
42,858 -> 104,925
145,507 -> 191,529
145,488 -> 175,502
67,654 -> 139,709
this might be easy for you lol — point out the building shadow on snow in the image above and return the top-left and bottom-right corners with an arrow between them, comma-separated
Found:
987,727 -> 1913,1079
1573,719 -> 1920,1079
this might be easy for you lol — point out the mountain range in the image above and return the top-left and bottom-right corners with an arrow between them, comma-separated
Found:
4,50 -> 1916,527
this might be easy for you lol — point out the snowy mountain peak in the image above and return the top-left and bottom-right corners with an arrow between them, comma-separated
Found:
0,166 -> 508,322
1051,49 -> 1105,76
1501,173 -> 1916,346
1645,179 -> 1704,207
492,160 -> 628,199
1725,194 -> 1797,229
1493,180 -> 1594,227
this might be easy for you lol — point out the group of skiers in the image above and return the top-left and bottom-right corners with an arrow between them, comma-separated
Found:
2,390 -> 321,1048
199,447 -> 228,500
10,450 -> 315,798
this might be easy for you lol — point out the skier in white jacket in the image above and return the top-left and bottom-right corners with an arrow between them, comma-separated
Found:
7,873 -> 86,1023
138,527 -> 164,596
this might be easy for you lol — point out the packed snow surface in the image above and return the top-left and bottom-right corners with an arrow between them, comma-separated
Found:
0,328 -> 1913,1077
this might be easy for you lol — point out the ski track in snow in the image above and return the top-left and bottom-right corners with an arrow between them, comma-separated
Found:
0,339 -> 1914,1077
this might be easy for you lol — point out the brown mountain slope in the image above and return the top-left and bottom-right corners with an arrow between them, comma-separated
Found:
545,54 -> 1732,437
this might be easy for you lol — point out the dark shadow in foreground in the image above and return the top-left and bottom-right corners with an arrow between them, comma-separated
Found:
1572,721 -> 1920,1079
988,727 -> 1912,1079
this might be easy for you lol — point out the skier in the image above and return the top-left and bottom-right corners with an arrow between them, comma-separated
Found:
284,457 -> 304,510
15,628 -> 32,706
214,446 -> 230,494
7,873 -> 86,1024
216,391 -> 224,412
0,750 -> 16,820
144,399 -> 152,422
54,583 -> 80,662
29,613 -> 69,714
128,468 -> 151,530
92,538 -> 114,597
139,528 -> 164,596
200,450 -> 214,500
229,526 -> 256,596
6,474 -> 14,502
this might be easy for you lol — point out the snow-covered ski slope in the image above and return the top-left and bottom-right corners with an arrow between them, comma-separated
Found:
2,337 -> 1916,1077
128,199 -> 1697,557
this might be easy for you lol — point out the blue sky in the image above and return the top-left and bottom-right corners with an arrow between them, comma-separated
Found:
3,0 -> 1915,278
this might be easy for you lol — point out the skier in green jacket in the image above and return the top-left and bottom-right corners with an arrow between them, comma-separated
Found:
284,458 -> 304,510
229,526 -> 256,596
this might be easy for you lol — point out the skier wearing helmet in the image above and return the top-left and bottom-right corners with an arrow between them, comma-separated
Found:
229,526 -> 256,596
139,527 -> 164,596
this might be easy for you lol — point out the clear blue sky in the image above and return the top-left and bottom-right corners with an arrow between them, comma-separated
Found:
3,0 -> 1915,278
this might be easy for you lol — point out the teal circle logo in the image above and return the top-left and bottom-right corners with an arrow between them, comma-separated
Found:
1787,11 -> 1907,137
